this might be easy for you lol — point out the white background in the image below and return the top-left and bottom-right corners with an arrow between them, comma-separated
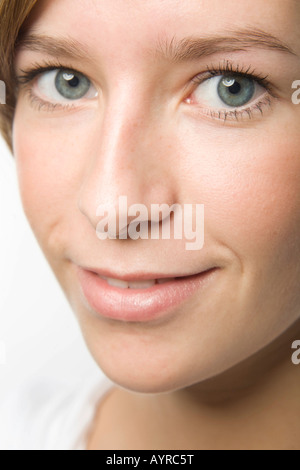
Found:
0,135 -> 103,401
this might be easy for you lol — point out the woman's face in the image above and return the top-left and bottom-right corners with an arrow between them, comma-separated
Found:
13,0 -> 300,392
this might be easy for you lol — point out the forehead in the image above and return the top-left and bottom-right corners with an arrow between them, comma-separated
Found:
25,0 -> 300,53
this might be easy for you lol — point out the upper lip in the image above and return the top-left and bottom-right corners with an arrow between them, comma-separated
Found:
78,265 -> 216,281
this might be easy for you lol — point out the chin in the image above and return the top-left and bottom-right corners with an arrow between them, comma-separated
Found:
81,331 -> 232,395
75,296 -> 279,395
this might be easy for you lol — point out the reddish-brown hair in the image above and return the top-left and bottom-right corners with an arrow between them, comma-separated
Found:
0,0 -> 38,152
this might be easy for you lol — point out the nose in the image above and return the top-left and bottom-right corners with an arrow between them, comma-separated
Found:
78,85 -> 176,237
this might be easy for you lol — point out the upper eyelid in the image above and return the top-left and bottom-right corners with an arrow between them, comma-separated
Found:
190,71 -> 280,104
16,64 -> 93,86
17,60 -> 273,92
192,68 -> 270,88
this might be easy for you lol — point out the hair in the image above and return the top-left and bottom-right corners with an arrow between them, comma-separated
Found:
0,0 -> 38,152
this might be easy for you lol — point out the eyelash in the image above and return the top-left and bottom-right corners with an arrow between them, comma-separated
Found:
16,59 -> 275,119
190,60 -> 274,121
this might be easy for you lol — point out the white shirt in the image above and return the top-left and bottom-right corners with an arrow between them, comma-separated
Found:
0,373 -> 114,450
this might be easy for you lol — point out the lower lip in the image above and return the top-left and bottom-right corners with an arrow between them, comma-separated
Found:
77,267 -> 218,323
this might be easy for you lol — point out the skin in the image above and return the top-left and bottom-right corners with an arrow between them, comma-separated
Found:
12,0 -> 300,449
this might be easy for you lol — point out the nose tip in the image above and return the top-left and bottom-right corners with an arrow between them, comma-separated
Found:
78,171 -> 155,235
94,195 -> 150,239
94,195 -> 179,241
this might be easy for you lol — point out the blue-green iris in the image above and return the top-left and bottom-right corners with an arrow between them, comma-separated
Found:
55,70 -> 91,100
217,75 -> 255,107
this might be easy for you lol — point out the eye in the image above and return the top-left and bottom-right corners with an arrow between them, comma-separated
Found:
35,68 -> 98,103
192,74 -> 265,109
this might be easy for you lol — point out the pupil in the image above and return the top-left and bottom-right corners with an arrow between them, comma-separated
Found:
228,81 -> 241,95
63,73 -> 79,88
68,76 -> 79,88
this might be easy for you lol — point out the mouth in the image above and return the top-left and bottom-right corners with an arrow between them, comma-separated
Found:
76,265 -> 219,323
97,274 -> 187,289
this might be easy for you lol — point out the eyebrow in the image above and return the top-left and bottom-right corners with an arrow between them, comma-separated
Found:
15,34 -> 92,62
157,28 -> 296,62
15,27 -> 295,65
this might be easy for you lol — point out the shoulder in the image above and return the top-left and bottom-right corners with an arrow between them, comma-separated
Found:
0,373 -> 113,450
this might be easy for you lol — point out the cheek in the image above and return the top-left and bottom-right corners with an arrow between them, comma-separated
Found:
13,127 -> 68,244
177,118 -> 300,263
213,141 -> 300,256
12,105 -> 95,253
